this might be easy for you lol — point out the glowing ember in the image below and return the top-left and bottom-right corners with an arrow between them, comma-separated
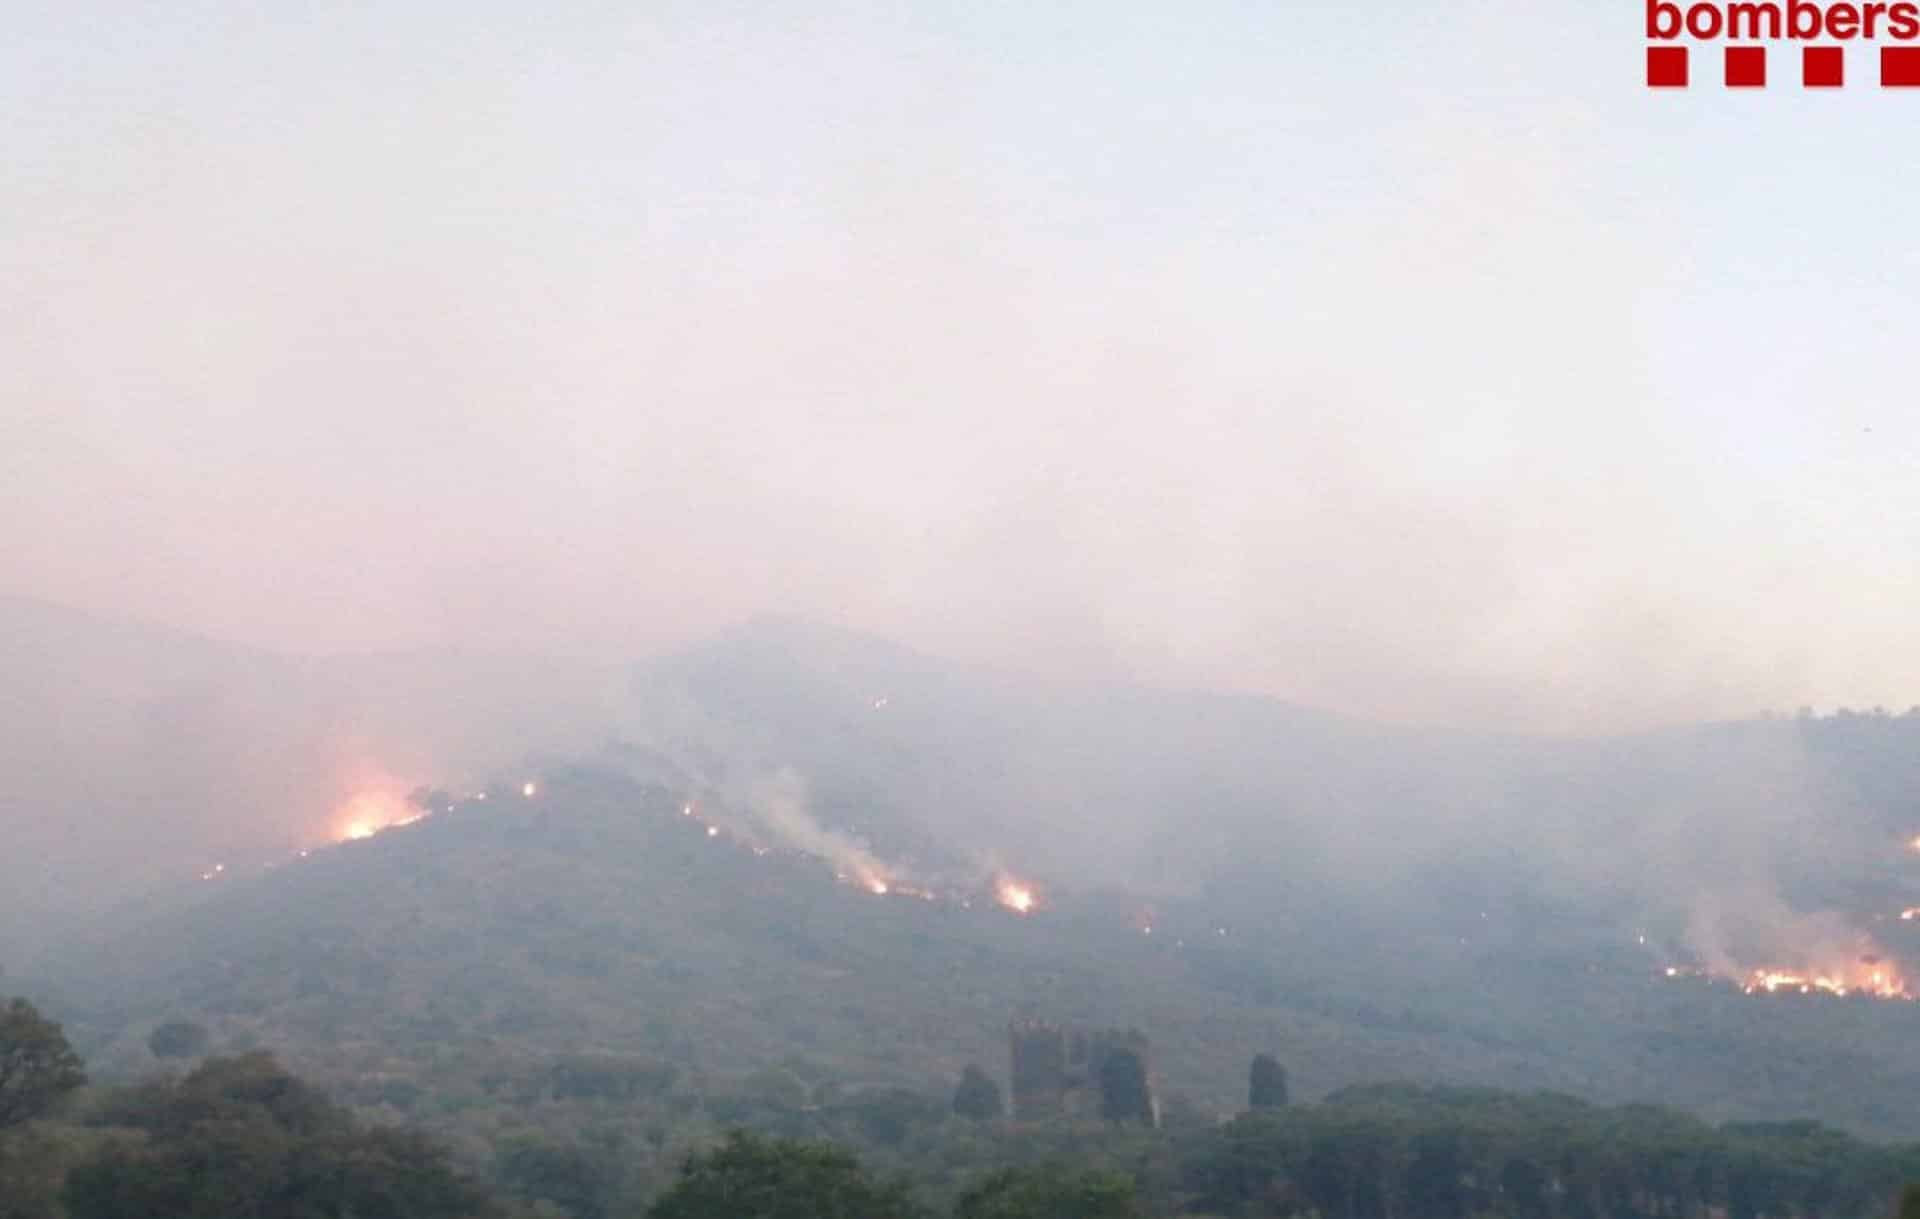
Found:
343,822 -> 377,841
1902,908 -> 1920,921
522,781 -> 538,798
869,879 -> 890,896
995,877 -> 1037,914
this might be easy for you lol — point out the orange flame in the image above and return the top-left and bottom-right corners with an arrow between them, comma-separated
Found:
995,876 -> 1037,914
329,788 -> 415,844
1737,959 -> 1910,1000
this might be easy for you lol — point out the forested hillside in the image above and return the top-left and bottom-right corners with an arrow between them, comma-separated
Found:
14,613 -> 1920,1215
24,752 -> 1920,1153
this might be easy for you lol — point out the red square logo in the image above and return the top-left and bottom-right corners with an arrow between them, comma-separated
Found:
1726,46 -> 1767,87
1804,46 -> 1844,87
1648,46 -> 1689,88
1884,46 -> 1920,85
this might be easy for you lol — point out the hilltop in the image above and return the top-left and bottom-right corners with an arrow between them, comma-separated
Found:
14,605 -> 1920,1143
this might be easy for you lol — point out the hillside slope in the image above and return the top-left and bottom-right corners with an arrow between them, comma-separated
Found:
30,763 -> 1920,1143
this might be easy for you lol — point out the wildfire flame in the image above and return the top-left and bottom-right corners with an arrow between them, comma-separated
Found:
331,789 -> 416,843
1739,963 -> 1909,999
1670,954 -> 1914,1000
995,876 -> 1037,914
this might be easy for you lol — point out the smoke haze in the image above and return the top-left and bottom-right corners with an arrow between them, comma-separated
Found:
7,0 -> 1920,1029
7,1 -> 1919,735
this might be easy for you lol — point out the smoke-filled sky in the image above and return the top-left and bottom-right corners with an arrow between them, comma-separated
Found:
6,0 -> 1918,732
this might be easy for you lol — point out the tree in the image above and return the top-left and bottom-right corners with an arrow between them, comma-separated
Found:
1249,1053 -> 1289,1110
952,1064 -> 1004,1122
64,1053 -> 497,1219
647,1130 -> 919,1219
954,1165 -> 1142,1219
842,1087 -> 945,1147
1098,1048 -> 1152,1126
0,1121 -> 87,1219
497,1135 -> 621,1219
146,1021 -> 209,1060
0,997 -> 85,1129
1899,1182 -> 1920,1219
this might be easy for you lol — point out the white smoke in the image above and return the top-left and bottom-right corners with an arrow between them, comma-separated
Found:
745,767 -> 894,893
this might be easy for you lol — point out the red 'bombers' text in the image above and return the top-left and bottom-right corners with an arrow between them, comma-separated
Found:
1648,0 -> 1920,39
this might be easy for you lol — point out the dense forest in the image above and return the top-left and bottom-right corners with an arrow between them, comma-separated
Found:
7,995 -> 1920,1219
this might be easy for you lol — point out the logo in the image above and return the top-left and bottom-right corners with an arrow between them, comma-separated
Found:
1646,1 -> 1920,86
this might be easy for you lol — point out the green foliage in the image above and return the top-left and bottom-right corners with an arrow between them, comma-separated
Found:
1180,1084 -> 1920,1219
843,1087 -> 947,1148
0,998 -> 86,1129
0,1120 -> 94,1219
145,1021 -> 209,1060
646,1129 -> 920,1219
549,1055 -> 677,1103
953,1065 -> 1003,1122
496,1135 -> 623,1219
62,1053 -> 496,1219
953,1165 -> 1142,1219
1098,1050 -> 1151,1126
1248,1054 -> 1287,1111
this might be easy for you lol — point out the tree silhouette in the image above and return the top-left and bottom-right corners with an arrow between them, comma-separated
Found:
647,1130 -> 919,1219
0,998 -> 85,1129
1249,1053 -> 1289,1110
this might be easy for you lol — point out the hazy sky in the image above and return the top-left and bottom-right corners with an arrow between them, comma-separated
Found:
6,0 -> 1919,732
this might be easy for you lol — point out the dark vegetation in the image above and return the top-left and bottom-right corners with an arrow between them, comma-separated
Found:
0,997 -> 85,1130
7,997 -> 1920,1219
1249,1055 -> 1288,1112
